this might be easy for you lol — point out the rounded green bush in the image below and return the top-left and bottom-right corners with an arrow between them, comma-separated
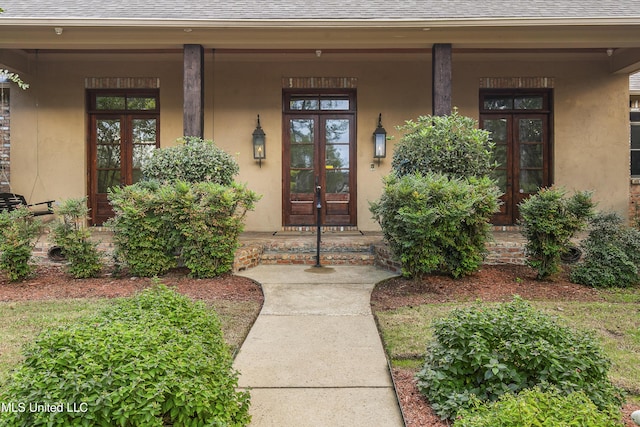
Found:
51,197 -> 103,279
519,187 -> 594,279
0,207 -> 42,281
391,111 -> 496,179
454,387 -> 622,427
570,212 -> 640,288
142,136 -> 239,185
108,181 -> 259,278
370,172 -> 500,278
416,297 -> 624,420
0,285 -> 251,427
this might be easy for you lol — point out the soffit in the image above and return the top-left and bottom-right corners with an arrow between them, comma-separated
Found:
2,24 -> 640,50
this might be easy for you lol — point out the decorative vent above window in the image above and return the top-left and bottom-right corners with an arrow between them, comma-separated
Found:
85,77 -> 160,89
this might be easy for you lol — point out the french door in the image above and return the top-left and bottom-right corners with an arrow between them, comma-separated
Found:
480,90 -> 552,225
283,92 -> 357,226
87,90 -> 159,225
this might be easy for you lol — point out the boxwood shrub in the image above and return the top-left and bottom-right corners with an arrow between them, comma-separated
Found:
0,285 -> 251,427
391,111 -> 496,179
570,212 -> 640,288
0,207 -> 42,281
142,136 -> 239,186
108,181 -> 259,278
454,387 -> 622,427
415,297 -> 624,420
519,187 -> 594,279
370,172 -> 500,278
50,197 -> 103,279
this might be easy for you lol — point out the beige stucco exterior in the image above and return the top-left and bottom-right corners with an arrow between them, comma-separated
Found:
3,49 -> 631,230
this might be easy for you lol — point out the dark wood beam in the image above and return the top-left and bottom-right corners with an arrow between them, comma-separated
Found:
432,43 -> 452,116
183,44 -> 204,138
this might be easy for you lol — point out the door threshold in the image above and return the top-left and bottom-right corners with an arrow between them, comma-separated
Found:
276,225 -> 362,235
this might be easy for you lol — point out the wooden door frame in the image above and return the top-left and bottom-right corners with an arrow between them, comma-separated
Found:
87,89 -> 159,225
479,89 -> 553,225
282,89 -> 357,226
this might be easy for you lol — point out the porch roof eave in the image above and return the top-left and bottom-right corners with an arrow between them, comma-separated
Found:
3,15 -> 640,29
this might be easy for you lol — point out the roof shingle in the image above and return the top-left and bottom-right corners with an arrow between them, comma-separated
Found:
2,0 -> 639,21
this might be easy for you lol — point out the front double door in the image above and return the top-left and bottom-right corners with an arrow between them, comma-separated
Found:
88,115 -> 158,225
481,114 -> 551,225
283,114 -> 356,226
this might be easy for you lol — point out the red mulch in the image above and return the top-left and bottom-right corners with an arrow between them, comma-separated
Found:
372,264 -> 640,427
1,263 -> 637,426
0,264 -> 263,303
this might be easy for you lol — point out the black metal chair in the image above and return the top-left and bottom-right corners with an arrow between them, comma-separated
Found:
0,192 -> 54,216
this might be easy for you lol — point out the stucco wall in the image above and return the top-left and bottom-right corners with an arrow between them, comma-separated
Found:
212,56 -> 431,231
6,51 -> 630,231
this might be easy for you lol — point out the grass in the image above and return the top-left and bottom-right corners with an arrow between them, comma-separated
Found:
374,289 -> 640,405
0,297 -> 261,385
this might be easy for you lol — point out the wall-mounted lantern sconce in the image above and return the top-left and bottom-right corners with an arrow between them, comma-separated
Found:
252,114 -> 266,168
373,113 -> 387,165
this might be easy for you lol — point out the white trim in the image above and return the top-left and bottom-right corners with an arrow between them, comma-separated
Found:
4,16 -> 640,29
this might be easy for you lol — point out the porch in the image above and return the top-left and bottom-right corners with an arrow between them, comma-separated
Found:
33,228 -> 527,273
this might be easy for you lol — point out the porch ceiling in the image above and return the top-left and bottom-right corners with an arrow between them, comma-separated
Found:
3,19 -> 640,73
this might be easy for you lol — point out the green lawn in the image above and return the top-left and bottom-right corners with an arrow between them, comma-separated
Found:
374,287 -> 640,404
0,298 -> 261,384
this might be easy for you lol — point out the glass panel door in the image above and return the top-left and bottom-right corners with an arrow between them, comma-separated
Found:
89,115 -> 159,225
480,113 -> 550,225
283,114 -> 356,226
131,117 -> 158,184
287,117 -> 317,224
324,118 -> 352,223
482,116 -> 512,225
96,118 -> 122,193
515,116 -> 547,208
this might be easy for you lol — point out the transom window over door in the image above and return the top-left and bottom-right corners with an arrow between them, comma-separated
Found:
87,90 -> 159,225
283,91 -> 357,226
480,90 -> 552,225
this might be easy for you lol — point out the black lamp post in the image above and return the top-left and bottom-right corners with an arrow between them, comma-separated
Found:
373,113 -> 387,165
252,114 -> 266,167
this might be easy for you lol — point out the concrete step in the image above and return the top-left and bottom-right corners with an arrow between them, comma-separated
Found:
260,251 -> 376,266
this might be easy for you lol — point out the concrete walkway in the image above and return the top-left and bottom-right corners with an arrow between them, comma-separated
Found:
234,265 -> 404,427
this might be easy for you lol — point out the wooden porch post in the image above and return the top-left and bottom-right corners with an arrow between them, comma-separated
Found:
432,43 -> 452,116
183,44 -> 204,138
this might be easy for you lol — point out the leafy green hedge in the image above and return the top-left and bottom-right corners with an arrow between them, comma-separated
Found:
142,136 -> 239,186
108,181 -> 259,278
50,197 -> 102,279
519,187 -> 594,279
391,112 -> 496,179
0,285 -> 251,427
454,388 -> 622,427
416,297 -> 624,420
370,172 -> 500,278
571,212 -> 640,288
0,207 -> 41,281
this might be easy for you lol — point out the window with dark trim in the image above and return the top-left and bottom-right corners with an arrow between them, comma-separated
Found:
631,112 -> 640,177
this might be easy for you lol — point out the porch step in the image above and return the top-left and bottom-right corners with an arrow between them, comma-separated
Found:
260,251 -> 376,266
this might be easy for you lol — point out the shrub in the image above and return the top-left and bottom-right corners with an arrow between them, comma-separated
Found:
454,387 -> 622,427
519,187 -> 594,279
108,181 -> 259,277
0,285 -> 251,427
50,197 -> 102,278
0,207 -> 42,281
370,172 -> 500,278
392,111 -> 496,179
415,297 -> 624,420
570,212 -> 640,288
142,136 -> 239,185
